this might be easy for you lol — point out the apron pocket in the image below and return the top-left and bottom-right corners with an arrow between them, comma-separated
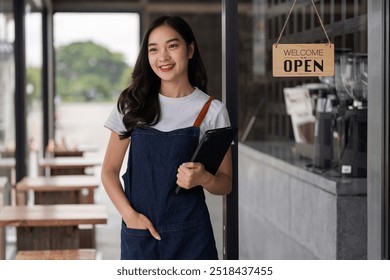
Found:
121,221 -> 150,237
121,227 -> 156,259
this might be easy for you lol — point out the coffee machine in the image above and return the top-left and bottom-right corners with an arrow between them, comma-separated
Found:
311,88 -> 335,170
336,53 -> 368,177
313,50 -> 368,177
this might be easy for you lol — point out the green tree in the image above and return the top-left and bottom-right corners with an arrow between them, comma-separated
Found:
56,41 -> 132,102
26,67 -> 42,107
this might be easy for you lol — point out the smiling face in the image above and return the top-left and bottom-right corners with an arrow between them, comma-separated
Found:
147,24 -> 194,87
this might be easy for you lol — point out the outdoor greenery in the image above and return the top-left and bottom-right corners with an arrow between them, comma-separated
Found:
26,41 -> 132,103
26,67 -> 42,107
54,40 -> 132,102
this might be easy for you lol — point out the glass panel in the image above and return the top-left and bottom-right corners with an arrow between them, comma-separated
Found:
0,0 -> 16,186
239,0 -> 368,172
25,4 -> 43,177
0,0 -> 15,261
53,13 -> 140,150
238,0 -> 368,259
53,14 -> 140,260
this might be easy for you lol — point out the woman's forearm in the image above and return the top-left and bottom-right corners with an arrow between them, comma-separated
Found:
101,169 -> 136,221
201,171 -> 232,195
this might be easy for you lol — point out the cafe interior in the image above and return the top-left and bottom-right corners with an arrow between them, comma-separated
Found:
1,0 -> 389,260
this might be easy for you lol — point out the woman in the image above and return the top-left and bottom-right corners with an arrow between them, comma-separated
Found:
101,15 -> 232,260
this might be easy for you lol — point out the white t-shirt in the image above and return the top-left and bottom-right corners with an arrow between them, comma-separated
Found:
104,87 -> 231,139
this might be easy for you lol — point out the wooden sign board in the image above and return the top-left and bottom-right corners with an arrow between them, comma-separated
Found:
273,43 -> 334,77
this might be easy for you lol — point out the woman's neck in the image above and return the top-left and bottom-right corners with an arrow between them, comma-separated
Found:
160,81 -> 195,98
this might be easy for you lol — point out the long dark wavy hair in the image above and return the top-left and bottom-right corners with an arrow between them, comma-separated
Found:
117,15 -> 208,139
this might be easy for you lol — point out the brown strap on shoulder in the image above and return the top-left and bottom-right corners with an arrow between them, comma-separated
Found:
193,96 -> 214,127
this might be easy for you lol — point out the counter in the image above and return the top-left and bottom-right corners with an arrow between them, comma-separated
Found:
239,142 -> 367,259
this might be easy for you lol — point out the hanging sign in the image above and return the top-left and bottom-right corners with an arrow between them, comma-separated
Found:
272,0 -> 334,77
273,43 -> 334,77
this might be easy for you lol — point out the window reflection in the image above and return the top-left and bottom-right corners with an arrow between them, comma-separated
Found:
239,0 -> 367,177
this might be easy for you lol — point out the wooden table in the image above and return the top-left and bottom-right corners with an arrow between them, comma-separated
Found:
15,249 -> 96,260
0,176 -> 8,260
52,150 -> 84,157
39,157 -> 102,175
0,158 -> 15,183
16,175 -> 99,204
0,149 -> 14,158
0,204 -> 107,252
0,177 -> 7,203
0,176 -> 8,207
0,158 -> 15,169
47,144 -> 98,158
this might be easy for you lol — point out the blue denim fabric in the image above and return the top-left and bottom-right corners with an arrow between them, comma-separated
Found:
121,126 -> 218,260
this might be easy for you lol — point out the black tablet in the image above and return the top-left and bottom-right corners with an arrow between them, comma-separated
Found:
175,126 -> 238,194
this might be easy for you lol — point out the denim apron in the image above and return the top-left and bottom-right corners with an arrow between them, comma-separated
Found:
121,96 -> 218,260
